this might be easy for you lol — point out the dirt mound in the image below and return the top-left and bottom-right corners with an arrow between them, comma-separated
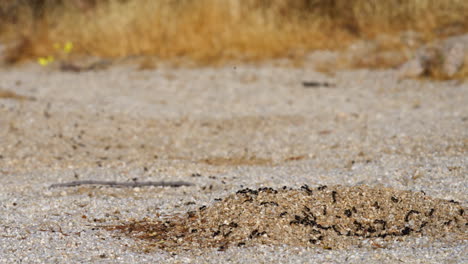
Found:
109,185 -> 466,252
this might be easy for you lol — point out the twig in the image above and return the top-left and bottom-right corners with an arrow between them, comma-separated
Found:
49,180 -> 194,189
302,81 -> 335,88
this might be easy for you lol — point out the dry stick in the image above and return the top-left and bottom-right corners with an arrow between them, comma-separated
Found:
302,81 -> 336,88
49,180 -> 194,189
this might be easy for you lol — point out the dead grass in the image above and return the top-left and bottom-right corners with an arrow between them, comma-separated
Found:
1,0 -> 468,66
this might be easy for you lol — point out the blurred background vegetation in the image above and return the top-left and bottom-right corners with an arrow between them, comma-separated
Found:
0,0 -> 467,65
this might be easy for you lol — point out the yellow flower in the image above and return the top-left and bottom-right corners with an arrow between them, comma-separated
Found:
37,56 -> 55,66
37,57 -> 48,66
64,42 -> 73,53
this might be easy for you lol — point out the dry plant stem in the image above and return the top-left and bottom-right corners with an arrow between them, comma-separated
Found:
49,180 -> 194,189
302,81 -> 336,88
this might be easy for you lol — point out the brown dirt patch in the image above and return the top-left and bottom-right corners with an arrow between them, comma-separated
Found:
0,89 -> 34,101
107,185 -> 467,252
0,110 -> 308,171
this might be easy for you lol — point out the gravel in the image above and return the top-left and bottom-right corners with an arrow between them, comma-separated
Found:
0,59 -> 467,263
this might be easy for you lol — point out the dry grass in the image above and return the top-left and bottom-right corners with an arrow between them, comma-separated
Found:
0,0 -> 467,66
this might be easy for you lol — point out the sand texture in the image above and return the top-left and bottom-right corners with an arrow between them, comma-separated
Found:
0,60 -> 467,263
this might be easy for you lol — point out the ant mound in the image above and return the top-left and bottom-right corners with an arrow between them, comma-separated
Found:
110,185 -> 466,252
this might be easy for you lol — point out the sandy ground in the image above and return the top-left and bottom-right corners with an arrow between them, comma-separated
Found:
0,59 -> 467,263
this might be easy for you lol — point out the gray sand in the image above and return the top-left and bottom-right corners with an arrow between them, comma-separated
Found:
0,59 -> 467,263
